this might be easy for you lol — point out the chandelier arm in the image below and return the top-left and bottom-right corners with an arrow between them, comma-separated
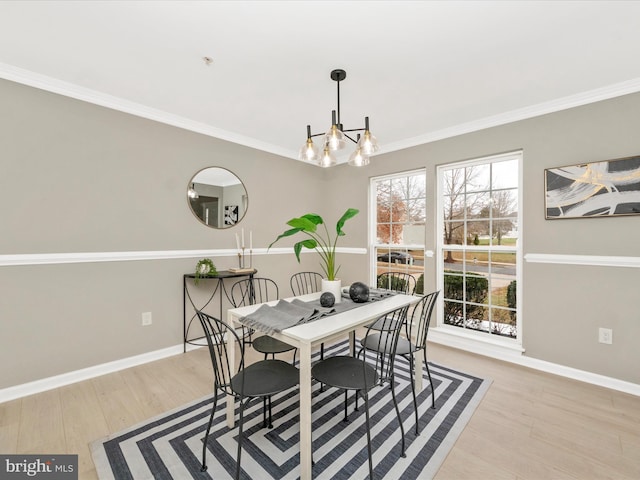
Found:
308,132 -> 327,139
342,133 -> 359,144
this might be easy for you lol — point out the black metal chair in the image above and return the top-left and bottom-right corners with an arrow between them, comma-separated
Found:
196,310 -> 299,479
230,278 -> 298,428
311,305 -> 410,479
360,290 -> 440,434
290,271 -> 323,296
369,272 -> 418,331
230,277 -> 297,363
377,271 -> 417,295
290,272 -> 327,363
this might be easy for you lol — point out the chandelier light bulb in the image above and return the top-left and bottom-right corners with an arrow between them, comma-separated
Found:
359,117 -> 379,155
325,124 -> 345,151
299,137 -> 320,162
348,146 -> 370,167
319,144 -> 337,168
359,131 -> 379,155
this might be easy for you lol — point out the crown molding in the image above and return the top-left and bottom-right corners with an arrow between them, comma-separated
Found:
379,77 -> 640,155
3,62 -> 640,160
0,62 -> 296,159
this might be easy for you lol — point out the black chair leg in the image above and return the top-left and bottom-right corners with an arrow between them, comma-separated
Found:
260,396 -> 273,428
390,376 -> 406,457
424,353 -> 436,409
343,390 -> 349,422
408,354 -> 419,435
236,397 -> 249,480
320,344 -> 325,392
363,392 -> 374,479
201,389 -> 218,472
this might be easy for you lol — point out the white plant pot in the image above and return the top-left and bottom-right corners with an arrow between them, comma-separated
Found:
321,279 -> 342,304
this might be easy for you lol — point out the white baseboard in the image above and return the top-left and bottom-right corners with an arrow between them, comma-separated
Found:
0,343 -> 199,404
3,328 -> 638,404
428,328 -> 640,397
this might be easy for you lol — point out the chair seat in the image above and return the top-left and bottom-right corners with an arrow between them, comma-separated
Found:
231,359 -> 298,397
360,333 -> 417,355
253,335 -> 296,355
311,356 -> 378,391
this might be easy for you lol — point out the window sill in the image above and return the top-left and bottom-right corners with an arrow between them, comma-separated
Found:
428,325 -> 525,359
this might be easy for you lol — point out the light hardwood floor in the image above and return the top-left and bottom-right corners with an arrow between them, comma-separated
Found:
1,342 -> 639,479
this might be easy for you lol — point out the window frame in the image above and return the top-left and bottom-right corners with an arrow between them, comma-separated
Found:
436,151 -> 523,346
369,169 -> 427,287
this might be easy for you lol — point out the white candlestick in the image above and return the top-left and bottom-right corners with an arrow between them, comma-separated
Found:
235,233 -> 240,252
250,230 -> 253,250
241,228 -> 245,248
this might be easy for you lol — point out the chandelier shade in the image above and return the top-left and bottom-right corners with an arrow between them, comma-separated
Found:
319,144 -> 337,168
299,69 -> 376,167
348,134 -> 370,166
299,125 -> 320,163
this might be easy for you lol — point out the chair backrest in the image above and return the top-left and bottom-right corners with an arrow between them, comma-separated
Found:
377,272 -> 417,295
405,290 -> 440,351
230,277 -> 279,307
196,310 -> 243,396
290,272 -> 323,296
361,304 -> 410,388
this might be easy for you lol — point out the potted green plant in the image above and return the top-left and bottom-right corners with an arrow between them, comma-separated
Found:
194,258 -> 217,285
269,208 -> 359,302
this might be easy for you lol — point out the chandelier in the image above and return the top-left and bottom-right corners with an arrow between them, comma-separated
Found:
299,69 -> 379,167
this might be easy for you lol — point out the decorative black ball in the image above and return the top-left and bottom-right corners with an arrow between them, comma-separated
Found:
349,282 -> 370,303
320,292 -> 335,308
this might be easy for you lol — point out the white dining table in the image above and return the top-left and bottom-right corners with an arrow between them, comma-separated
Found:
226,291 -> 422,480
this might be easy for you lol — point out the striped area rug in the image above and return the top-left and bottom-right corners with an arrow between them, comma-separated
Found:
91,341 -> 490,479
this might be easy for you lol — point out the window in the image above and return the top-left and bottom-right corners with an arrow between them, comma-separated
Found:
371,170 -> 426,292
437,152 -> 521,342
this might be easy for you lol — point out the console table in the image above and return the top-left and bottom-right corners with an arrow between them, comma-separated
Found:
183,269 -> 257,352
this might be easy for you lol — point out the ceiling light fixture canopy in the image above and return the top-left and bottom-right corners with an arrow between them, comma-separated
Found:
299,69 -> 378,167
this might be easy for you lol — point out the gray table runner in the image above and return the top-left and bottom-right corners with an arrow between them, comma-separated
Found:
240,288 -> 395,335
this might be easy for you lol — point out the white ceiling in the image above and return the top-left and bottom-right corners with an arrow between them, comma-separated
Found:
2,1 -> 640,164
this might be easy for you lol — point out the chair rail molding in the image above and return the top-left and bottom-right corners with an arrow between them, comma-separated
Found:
525,253 -> 640,268
0,247 -> 368,267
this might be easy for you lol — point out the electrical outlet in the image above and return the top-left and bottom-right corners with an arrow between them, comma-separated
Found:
598,327 -> 612,344
142,312 -> 152,326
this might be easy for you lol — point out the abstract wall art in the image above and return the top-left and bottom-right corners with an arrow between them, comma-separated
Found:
545,155 -> 640,219
224,205 -> 239,225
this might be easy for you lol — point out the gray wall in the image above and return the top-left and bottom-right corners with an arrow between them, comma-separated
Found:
0,79 -> 362,389
1,78 -> 639,390
326,92 -> 640,384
